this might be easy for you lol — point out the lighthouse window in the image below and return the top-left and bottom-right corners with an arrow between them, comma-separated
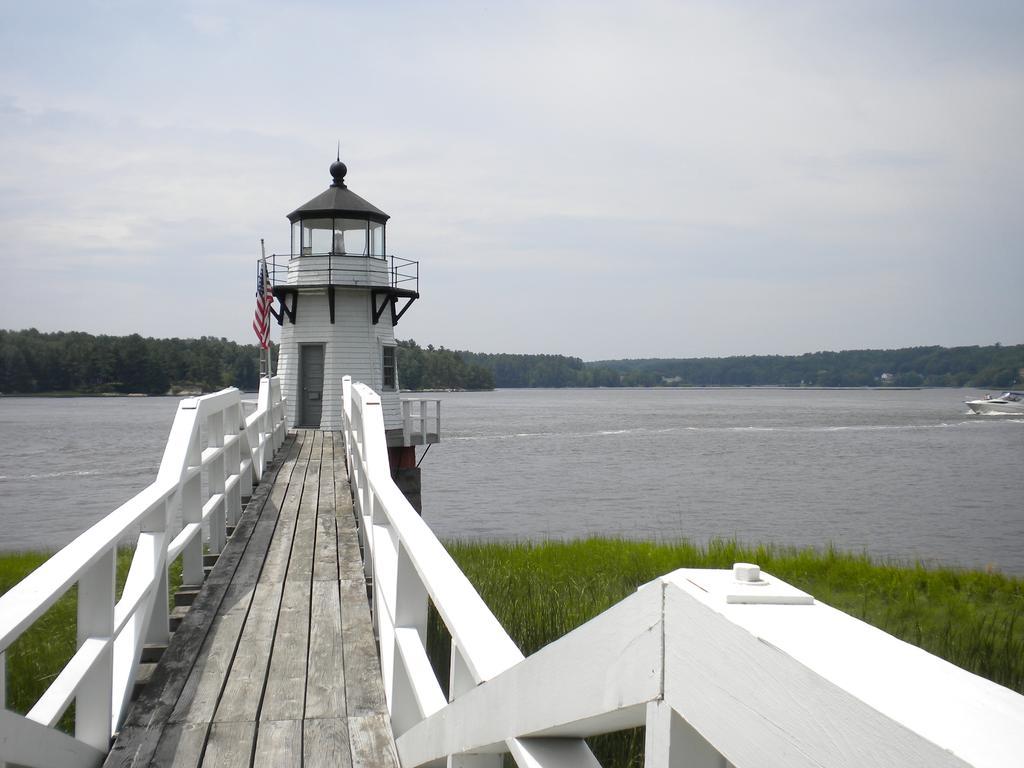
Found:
301,219 -> 333,255
382,345 -> 397,390
334,218 -> 367,256
369,222 -> 384,257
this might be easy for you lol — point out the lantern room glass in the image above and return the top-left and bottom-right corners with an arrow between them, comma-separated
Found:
292,218 -> 385,258
369,222 -> 384,257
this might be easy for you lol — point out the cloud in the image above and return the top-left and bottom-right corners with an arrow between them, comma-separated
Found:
0,1 -> 1021,356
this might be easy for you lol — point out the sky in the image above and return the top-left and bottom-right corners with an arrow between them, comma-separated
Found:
1,1 -> 1022,361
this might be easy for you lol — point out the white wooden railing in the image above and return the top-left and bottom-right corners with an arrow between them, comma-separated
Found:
0,377 -> 287,768
401,398 -> 441,446
343,377 -> 1024,768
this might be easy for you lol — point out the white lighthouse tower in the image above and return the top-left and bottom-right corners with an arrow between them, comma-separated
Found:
272,158 -> 418,437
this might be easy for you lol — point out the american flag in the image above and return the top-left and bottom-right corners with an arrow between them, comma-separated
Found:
253,257 -> 273,349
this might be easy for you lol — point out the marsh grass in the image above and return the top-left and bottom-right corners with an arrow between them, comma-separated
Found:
433,538 -> 1024,767
0,548 -> 183,732
6,539 -> 1022,763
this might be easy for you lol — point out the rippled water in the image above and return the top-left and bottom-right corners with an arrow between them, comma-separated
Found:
0,397 -> 180,551
419,388 -> 1024,574
1,389 -> 1021,574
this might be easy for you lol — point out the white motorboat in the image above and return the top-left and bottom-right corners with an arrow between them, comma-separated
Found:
965,391 -> 1024,415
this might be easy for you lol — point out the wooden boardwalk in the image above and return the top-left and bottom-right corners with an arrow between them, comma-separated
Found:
105,430 -> 398,768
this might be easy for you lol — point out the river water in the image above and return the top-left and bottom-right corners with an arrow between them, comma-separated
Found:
1,389 -> 1021,573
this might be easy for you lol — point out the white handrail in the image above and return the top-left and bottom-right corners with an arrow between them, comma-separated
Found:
343,377 -> 599,767
343,377 -> 1024,768
0,377 -> 288,767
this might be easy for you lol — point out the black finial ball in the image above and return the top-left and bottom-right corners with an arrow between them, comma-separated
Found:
330,159 -> 348,187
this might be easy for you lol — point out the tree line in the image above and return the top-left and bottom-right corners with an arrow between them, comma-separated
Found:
0,329 -> 269,394
396,340 -> 495,391
1,329 -> 1020,394
588,345 -> 1024,389
457,344 -> 1023,389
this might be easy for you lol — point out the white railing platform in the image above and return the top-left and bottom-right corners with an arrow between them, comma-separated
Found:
343,376 -> 1024,768
400,398 -> 441,446
0,378 -> 287,768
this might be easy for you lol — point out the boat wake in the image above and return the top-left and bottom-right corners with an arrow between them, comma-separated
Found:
0,469 -> 105,481
444,419 -> 1019,443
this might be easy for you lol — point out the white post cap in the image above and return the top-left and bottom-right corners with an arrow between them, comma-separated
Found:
733,563 -> 762,583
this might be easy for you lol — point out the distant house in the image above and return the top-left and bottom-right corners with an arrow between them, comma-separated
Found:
879,372 -> 896,384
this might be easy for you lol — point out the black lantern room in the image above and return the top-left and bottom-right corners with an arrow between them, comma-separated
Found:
273,159 -> 418,327
287,159 -> 389,258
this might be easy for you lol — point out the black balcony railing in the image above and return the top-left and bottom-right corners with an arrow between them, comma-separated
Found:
265,252 -> 419,295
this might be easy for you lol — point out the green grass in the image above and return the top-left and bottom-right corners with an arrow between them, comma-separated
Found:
435,537 -> 1024,767
5,539 -> 1022,763
0,548 -> 182,732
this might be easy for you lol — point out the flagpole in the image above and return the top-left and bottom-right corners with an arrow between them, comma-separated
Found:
261,238 -> 272,380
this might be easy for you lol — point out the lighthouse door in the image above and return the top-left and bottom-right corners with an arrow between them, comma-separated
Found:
299,344 -> 325,427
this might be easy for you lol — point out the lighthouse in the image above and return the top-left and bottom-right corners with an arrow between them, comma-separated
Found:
272,158 -> 419,440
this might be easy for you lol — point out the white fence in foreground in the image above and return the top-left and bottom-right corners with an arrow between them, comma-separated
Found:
0,378 -> 287,768
343,377 -> 1024,768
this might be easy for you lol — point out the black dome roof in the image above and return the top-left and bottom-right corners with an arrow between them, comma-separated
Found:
286,160 -> 389,224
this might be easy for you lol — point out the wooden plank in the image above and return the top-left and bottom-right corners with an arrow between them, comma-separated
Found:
314,435 -> 340,579
252,719 -> 302,768
286,431 -> 322,583
339,578 -> 387,716
200,721 -> 255,768
303,718 -> 352,768
104,434 -> 299,768
168,588 -> 252,724
318,435 -> 338,519
337,526 -> 365,583
306,579 -> 345,719
168,434 -> 309,726
348,714 -> 400,768
259,431 -> 314,584
337,520 -> 364,582
213,580 -> 283,723
260,579 -> 311,722
330,432 -> 351,520
148,722 -> 208,768
331,432 -> 356,527
313,515 -> 340,582
332,434 -> 364,583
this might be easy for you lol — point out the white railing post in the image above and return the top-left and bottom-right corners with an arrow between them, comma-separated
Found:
225,398 -> 242,527
207,409 -> 227,554
75,549 -> 114,751
145,500 -> 170,647
402,399 -> 412,444
181,402 -> 204,586
645,700 -> 727,768
112,502 -> 168,732
448,642 -> 502,768
255,380 -> 266,473
361,390 -> 386,584
239,421 -> 255,499
342,376 -> 354,479
147,572 -> 170,646
390,543 -> 429,736
272,377 -> 286,448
